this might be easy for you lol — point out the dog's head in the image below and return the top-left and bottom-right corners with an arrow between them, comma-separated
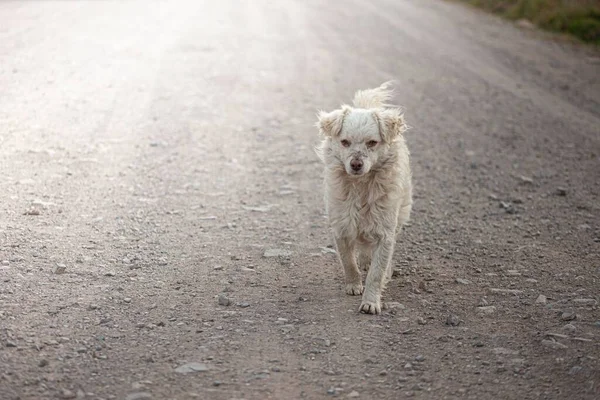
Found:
317,105 -> 406,177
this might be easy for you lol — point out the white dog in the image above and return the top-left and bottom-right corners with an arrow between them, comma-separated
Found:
316,82 -> 412,314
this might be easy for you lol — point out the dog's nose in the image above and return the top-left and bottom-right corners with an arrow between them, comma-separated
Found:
350,159 -> 363,171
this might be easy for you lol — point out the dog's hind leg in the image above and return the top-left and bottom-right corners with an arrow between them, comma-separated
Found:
335,236 -> 363,296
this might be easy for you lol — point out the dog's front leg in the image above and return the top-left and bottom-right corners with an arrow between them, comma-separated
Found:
335,236 -> 363,296
359,236 -> 394,314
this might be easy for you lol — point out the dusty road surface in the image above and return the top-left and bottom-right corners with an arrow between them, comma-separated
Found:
1,0 -> 599,399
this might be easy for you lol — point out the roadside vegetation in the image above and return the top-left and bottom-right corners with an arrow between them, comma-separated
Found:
459,0 -> 600,45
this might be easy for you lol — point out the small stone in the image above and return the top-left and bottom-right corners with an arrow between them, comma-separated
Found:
455,278 -> 471,285
541,340 -> 568,350
572,298 -> 597,306
125,393 -> 153,400
60,389 -> 77,399
478,298 -> 488,306
237,302 -> 250,308
1,260 -> 9,266
387,302 -> 405,310
175,362 -> 209,373
417,317 -> 427,325
38,359 -> 49,367
404,362 -> 413,369
263,249 -> 292,258
6,341 -> 17,348
123,298 -> 132,303
535,295 -> 547,304
76,347 -> 87,353
104,271 -> 116,277
213,265 -> 224,271
129,264 -> 142,270
212,381 -> 222,387
555,187 -> 567,196
489,288 -> 523,295
327,387 -> 336,395
446,314 -> 461,326
519,175 -> 534,184
218,294 -> 231,306
347,391 -> 360,398
569,366 -> 583,375
415,355 -> 425,362
561,311 -> 576,321
477,306 -> 496,314
563,324 -> 576,332
53,264 -> 67,274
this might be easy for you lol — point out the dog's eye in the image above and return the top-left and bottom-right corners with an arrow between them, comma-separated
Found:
366,140 -> 378,148
341,140 -> 351,147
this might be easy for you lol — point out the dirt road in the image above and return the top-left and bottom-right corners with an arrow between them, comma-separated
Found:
1,1 -> 599,399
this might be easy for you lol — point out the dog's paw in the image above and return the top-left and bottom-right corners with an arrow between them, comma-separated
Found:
359,300 -> 382,315
345,283 -> 364,296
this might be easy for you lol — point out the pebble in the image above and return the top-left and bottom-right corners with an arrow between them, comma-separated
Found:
1,260 -> 9,266
555,187 -> 567,196
489,288 -> 523,295
213,265 -> 224,271
541,340 -> 568,350
39,359 -> 49,367
59,389 -> 76,399
477,306 -> 496,314
519,175 -> 534,184
569,366 -> 583,375
446,314 -> 461,326
563,324 -> 576,332
572,298 -> 597,306
263,249 -> 292,258
478,298 -> 488,306
238,302 -> 250,308
218,294 -> 231,306
53,264 -> 67,275
327,387 -> 336,395
175,362 -> 209,373
535,295 -> 547,304
415,355 -> 425,362
6,341 -> 17,347
417,317 -> 427,325
104,271 -> 116,277
124,298 -> 132,303
404,362 -> 413,369
125,393 -> 152,400
561,311 -> 577,321
348,391 -> 360,398
455,278 -> 471,285
387,302 -> 405,310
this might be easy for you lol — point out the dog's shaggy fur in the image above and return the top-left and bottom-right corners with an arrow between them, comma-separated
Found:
316,82 -> 412,314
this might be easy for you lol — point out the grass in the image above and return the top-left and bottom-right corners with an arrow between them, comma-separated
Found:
458,0 -> 600,45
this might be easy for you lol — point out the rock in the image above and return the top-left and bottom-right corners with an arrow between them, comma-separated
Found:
404,362 -> 413,369
59,389 -> 77,399
321,247 -> 337,255
519,175 -> 534,184
213,265 -> 224,271
123,298 -> 132,303
525,278 -> 538,283
492,347 -> 519,356
569,366 -> 583,375
563,324 -> 576,332
455,278 -> 471,285
415,355 -> 425,362
387,302 -> 405,310
53,264 -> 67,274
489,288 -> 523,295
238,302 -> 250,308
499,201 -> 515,214
1,260 -> 9,266
38,359 -> 49,367
555,187 -> 567,196
541,340 -> 568,350
327,387 -> 336,395
104,271 -> 116,277
23,207 -> 41,216
417,317 -> 427,325
348,390 -> 360,398
535,295 -> 547,304
263,249 -> 292,258
446,314 -> 461,326
218,294 -> 231,306
6,341 -> 17,348
477,306 -> 496,314
561,311 -> 577,321
126,392 -> 153,400
478,298 -> 488,306
175,362 -> 209,373
572,298 -> 597,306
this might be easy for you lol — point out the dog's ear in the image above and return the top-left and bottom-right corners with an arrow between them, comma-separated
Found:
374,109 -> 407,142
317,106 -> 349,137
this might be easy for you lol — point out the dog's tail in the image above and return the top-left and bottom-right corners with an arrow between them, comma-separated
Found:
352,81 -> 395,109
